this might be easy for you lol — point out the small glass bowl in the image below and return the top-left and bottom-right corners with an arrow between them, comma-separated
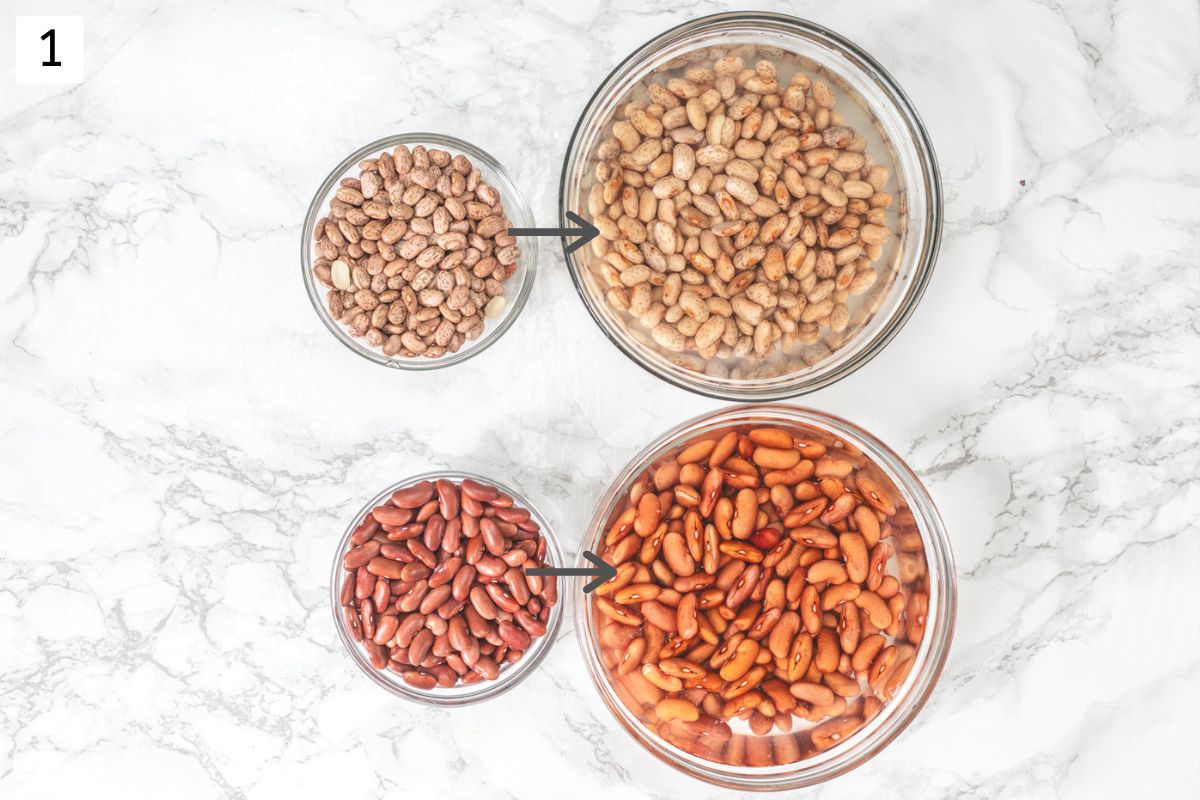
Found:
331,470 -> 565,706
574,404 -> 956,789
560,13 -> 943,399
303,133 -> 537,370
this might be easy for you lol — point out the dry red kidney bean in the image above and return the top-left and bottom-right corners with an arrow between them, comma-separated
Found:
340,477 -> 557,690
311,144 -> 521,359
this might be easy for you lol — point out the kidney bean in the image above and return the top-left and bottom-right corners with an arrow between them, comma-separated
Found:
494,506 -> 530,525
461,492 -> 483,517
415,499 -> 439,523
366,557 -> 405,580
390,481 -> 434,509
590,422 -> 928,767
469,585 -> 499,620
350,516 -> 381,545
354,567 -> 375,602
541,575 -> 558,606
398,580 -> 429,613
497,620 -> 532,651
395,613 -> 424,647
408,628 -> 434,665
436,597 -> 465,620
366,641 -> 389,670
343,539 -> 380,570
341,477 -> 557,691
451,563 -> 476,601
464,605 -> 489,638
515,608 -> 547,637
464,536 -> 484,564
374,614 -> 399,646
474,555 -> 506,579
501,548 -> 528,567
385,523 -> 424,542
479,517 -> 506,556
472,656 -> 500,681
441,517 -> 462,554
371,577 -> 390,612
460,478 -> 497,501
402,670 -> 436,690
417,584 -> 452,616
423,514 -> 446,551
344,607 -> 363,642
460,635 -> 481,668
373,505 -> 412,525
485,582 -> 520,614
429,557 -> 461,588
359,599 -> 376,640
503,568 -> 531,605
436,479 -> 460,520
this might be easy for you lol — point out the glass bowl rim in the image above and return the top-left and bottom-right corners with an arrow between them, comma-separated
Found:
330,469 -> 566,706
572,403 -> 957,788
302,131 -> 538,371
557,11 -> 944,400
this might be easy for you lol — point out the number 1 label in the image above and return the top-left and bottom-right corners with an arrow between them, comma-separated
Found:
15,16 -> 83,84
41,29 -> 62,67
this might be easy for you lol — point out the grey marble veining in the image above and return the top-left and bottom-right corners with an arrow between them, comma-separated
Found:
0,0 -> 1197,797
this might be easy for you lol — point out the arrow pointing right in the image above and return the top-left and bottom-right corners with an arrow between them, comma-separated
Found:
525,550 -> 616,593
507,211 -> 600,254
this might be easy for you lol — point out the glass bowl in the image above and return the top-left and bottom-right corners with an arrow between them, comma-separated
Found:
303,133 -> 536,369
560,13 -> 942,399
331,470 -> 565,706
574,404 -> 955,789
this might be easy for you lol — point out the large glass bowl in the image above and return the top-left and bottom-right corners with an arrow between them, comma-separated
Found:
574,404 -> 955,789
303,133 -> 536,370
560,13 -> 942,399
331,470 -> 565,706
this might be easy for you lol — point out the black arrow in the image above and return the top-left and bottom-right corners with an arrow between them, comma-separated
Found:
507,211 -> 599,254
525,550 -> 616,593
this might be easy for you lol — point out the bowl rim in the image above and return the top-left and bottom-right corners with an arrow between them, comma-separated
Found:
557,11 -> 944,400
572,403 -> 957,788
330,469 -> 566,706
302,132 -> 537,371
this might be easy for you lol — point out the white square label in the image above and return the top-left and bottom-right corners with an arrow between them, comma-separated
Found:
15,16 -> 84,85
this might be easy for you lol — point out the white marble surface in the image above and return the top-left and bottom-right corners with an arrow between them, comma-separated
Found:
1,0 -> 1198,797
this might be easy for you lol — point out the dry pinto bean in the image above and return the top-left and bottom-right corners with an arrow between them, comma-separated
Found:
339,477 -> 557,688
312,145 -> 520,359
590,418 -> 929,768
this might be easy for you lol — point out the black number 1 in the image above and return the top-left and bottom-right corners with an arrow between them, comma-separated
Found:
41,29 -> 62,67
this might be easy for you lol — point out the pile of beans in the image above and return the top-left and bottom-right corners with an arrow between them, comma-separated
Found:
339,477 -> 557,690
591,423 -> 928,766
312,144 -> 520,359
580,45 -> 897,380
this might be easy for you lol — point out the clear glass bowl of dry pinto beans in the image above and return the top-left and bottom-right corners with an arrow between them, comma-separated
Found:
303,133 -> 536,369
332,472 -> 563,705
575,405 -> 955,789
560,12 -> 942,398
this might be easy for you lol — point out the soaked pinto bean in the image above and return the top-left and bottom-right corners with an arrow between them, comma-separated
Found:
590,420 -> 928,767
339,476 -> 558,690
